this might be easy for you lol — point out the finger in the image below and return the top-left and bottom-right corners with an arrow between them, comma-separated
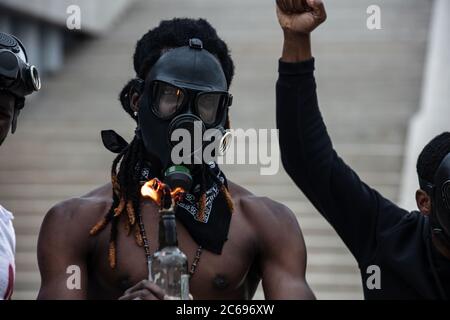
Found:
125,279 -> 155,293
141,281 -> 166,300
307,0 -> 327,20
290,0 -> 302,12
276,0 -> 298,14
119,289 -> 159,300
276,0 -> 288,13
126,279 -> 166,300
278,0 -> 309,14
124,279 -> 147,295
297,0 -> 311,12
119,289 -> 146,300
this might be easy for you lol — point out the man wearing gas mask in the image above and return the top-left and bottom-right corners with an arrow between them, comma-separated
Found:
0,32 -> 41,299
0,91 -> 16,300
276,0 -> 450,299
37,18 -> 314,300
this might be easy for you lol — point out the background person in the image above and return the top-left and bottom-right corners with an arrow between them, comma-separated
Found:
0,92 -> 17,300
276,0 -> 450,299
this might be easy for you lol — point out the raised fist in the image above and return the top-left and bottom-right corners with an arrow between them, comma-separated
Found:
276,0 -> 327,35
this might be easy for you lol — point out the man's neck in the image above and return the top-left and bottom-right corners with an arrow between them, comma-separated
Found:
432,233 -> 450,260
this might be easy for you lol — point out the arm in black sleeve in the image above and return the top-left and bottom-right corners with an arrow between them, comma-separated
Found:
276,58 -> 407,265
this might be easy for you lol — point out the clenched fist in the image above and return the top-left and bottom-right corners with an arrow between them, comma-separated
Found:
276,0 -> 327,35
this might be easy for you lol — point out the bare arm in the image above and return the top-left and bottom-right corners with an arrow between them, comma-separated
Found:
37,201 -> 90,299
250,198 -> 315,300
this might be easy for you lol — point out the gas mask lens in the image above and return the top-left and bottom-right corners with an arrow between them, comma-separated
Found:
151,81 -> 185,119
196,92 -> 226,125
150,81 -> 229,126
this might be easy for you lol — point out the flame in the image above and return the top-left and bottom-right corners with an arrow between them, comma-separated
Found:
141,178 -> 186,207
141,178 -> 163,204
170,187 -> 186,204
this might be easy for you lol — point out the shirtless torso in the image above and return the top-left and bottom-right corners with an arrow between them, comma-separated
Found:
37,181 -> 314,300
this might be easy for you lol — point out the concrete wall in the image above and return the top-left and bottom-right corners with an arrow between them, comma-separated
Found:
399,0 -> 450,210
0,0 -> 131,34
0,0 -> 134,74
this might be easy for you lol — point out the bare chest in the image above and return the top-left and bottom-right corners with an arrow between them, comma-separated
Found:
88,204 -> 260,299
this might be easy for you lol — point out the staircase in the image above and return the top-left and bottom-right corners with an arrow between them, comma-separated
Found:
0,0 -> 431,299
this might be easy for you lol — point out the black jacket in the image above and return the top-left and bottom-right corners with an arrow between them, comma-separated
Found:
276,58 -> 450,299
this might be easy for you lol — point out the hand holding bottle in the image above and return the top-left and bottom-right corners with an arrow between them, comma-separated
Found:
118,279 -> 194,300
118,279 -> 166,300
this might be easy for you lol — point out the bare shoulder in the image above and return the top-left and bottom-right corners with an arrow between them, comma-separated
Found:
228,180 -> 307,270
228,180 -> 301,233
39,183 -> 113,245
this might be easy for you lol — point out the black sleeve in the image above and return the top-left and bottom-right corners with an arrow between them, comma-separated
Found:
276,58 -> 407,266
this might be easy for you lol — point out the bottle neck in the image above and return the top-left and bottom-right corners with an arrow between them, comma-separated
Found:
159,212 -> 178,249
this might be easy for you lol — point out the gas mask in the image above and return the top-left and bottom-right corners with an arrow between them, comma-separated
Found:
0,32 -> 41,133
136,38 -> 233,186
420,153 -> 450,244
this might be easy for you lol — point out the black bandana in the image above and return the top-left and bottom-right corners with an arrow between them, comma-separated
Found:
102,130 -> 232,254
141,162 -> 231,254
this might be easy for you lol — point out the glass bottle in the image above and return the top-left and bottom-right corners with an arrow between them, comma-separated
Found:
150,211 -> 189,300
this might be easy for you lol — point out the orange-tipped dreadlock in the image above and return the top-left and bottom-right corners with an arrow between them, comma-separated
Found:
89,137 -> 143,269
89,217 -> 108,236
197,193 -> 207,222
221,185 -> 234,213
126,200 -> 136,226
108,240 -> 117,269
113,197 -> 126,217
135,226 -> 144,247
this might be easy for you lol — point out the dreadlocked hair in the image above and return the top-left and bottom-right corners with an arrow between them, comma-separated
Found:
90,136 -> 145,268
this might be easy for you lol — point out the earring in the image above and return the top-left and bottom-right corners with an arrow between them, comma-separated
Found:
133,111 -> 138,117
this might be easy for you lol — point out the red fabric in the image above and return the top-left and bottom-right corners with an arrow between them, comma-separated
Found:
3,264 -> 14,300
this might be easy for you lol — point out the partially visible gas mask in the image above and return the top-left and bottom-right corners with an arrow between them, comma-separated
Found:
136,39 -> 233,187
0,32 -> 41,133
420,153 -> 450,244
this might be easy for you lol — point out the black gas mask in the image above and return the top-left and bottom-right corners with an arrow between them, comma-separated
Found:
136,39 -> 233,184
0,32 -> 41,133
420,153 -> 450,244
